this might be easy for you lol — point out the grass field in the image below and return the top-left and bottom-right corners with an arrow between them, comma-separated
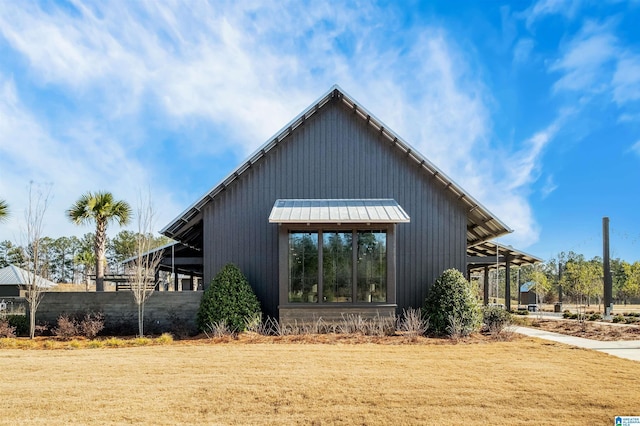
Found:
0,338 -> 638,425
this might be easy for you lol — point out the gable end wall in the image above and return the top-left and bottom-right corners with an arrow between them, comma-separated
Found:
202,100 -> 467,318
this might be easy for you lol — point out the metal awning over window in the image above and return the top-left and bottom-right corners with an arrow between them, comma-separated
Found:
269,199 -> 410,224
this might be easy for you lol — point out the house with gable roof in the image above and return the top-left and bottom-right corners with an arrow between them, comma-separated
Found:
161,86 -> 540,322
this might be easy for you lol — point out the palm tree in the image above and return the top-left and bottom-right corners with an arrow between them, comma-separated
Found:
74,249 -> 96,291
67,191 -> 132,291
0,199 -> 8,222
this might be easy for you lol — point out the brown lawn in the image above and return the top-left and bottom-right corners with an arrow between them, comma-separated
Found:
0,338 -> 638,425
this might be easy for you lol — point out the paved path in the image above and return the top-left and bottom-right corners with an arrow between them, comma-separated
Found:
513,326 -> 640,362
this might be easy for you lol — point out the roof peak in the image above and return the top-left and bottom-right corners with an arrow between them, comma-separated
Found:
161,85 -> 512,246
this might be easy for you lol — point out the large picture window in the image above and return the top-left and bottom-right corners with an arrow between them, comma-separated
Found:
287,229 -> 387,303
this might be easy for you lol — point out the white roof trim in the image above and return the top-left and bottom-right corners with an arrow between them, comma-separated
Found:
269,199 -> 410,224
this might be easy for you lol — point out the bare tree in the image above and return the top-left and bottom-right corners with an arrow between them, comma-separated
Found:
127,193 -> 163,337
20,183 -> 51,339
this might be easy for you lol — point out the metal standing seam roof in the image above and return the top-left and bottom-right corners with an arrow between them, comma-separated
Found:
269,199 -> 411,224
0,264 -> 57,288
161,85 -> 512,247
520,281 -> 537,292
466,240 -> 542,270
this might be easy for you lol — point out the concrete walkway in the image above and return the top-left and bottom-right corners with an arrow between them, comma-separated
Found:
513,326 -> 640,362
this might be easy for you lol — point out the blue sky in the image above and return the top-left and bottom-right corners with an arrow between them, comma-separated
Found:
0,0 -> 639,262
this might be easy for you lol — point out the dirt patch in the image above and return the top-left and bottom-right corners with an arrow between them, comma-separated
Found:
524,318 -> 640,341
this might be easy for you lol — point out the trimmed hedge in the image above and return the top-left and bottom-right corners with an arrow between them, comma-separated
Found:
196,263 -> 261,333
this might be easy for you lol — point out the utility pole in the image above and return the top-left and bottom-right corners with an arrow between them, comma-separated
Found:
603,217 -> 613,319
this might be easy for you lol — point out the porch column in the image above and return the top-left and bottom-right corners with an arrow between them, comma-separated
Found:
505,255 -> 511,311
483,266 -> 489,306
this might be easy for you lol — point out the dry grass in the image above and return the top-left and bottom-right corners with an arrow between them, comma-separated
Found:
0,338 -> 638,425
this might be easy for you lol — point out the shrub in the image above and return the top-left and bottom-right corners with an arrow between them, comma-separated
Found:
613,315 -> 625,323
78,312 -> 105,338
588,313 -> 602,321
156,333 -> 174,344
53,315 -> 78,339
196,264 -> 261,333
397,308 -> 428,338
422,269 -> 482,337
203,319 -> 233,338
0,319 -> 16,338
483,306 -> 512,334
7,315 -> 28,336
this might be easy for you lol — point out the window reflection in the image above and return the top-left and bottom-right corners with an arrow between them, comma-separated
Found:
357,231 -> 386,302
287,230 -> 386,303
322,232 -> 352,302
288,232 -> 318,303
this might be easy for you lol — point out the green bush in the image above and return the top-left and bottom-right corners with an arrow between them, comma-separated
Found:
196,263 -> 261,333
7,315 -> 28,336
612,315 -> 625,323
483,306 -> 512,333
588,313 -> 602,321
422,269 -> 482,337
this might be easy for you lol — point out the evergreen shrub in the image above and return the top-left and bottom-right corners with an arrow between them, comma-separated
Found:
483,305 -> 512,333
7,315 -> 28,336
422,269 -> 481,337
196,263 -> 261,333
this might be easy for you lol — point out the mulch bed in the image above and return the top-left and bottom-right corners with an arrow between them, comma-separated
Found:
525,319 -> 640,341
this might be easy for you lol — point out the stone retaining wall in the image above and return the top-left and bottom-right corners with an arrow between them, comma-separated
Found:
36,291 -> 202,335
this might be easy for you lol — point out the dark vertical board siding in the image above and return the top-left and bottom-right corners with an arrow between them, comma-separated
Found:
202,100 -> 467,318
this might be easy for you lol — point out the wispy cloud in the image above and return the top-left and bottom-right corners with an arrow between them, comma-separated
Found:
523,0 -> 582,29
612,54 -> 640,104
541,175 -> 559,198
0,1 -> 550,248
550,20 -> 619,94
0,73 -> 181,242
630,140 -> 640,157
513,38 -> 535,63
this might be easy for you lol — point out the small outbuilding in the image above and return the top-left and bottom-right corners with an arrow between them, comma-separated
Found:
519,281 -> 539,305
0,264 -> 57,297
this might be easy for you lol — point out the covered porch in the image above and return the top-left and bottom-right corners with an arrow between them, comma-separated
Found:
467,241 -> 542,310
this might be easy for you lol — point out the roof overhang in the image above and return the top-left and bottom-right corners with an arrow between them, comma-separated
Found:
467,241 -> 542,271
269,199 -> 410,224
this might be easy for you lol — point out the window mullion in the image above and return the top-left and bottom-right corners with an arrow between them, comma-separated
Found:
352,229 -> 357,303
318,229 -> 323,304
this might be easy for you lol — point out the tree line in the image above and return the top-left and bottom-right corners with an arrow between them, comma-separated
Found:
0,231 -> 170,284
481,251 -> 640,307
